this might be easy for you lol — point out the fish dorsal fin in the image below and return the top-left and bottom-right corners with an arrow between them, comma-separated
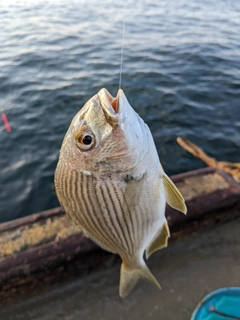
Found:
146,220 -> 170,259
163,173 -> 187,214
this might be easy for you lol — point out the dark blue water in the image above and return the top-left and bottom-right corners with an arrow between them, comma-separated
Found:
0,0 -> 240,223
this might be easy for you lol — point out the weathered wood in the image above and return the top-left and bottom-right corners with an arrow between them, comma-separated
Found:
177,137 -> 240,182
0,167 -> 239,307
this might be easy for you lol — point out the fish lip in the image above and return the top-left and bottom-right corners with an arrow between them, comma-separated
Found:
98,88 -> 120,126
116,88 -> 124,100
116,88 -> 128,113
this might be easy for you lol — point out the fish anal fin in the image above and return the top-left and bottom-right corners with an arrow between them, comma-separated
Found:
146,220 -> 170,259
119,262 -> 161,298
163,173 -> 187,214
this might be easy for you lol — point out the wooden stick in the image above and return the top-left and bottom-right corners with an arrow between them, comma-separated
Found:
177,137 -> 240,183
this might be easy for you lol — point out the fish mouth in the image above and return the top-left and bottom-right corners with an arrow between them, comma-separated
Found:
98,88 -> 122,113
109,91 -> 119,113
98,88 -> 124,125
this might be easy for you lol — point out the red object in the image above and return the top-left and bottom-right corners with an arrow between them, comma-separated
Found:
1,113 -> 11,132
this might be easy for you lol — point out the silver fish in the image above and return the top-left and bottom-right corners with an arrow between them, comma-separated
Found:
54,88 -> 187,298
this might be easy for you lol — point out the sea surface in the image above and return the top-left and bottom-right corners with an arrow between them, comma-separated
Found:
0,0 -> 240,222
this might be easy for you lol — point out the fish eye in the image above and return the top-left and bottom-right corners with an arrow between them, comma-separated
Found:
75,132 -> 95,151
82,135 -> 92,145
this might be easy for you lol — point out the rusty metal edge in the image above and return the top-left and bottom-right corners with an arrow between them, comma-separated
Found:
171,167 -> 240,189
0,207 -> 65,233
167,167 -> 240,226
0,167 -> 239,281
0,233 -> 98,277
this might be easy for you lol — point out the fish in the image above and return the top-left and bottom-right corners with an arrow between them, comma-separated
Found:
54,88 -> 187,298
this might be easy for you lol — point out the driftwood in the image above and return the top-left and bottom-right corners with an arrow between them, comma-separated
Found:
177,137 -> 240,183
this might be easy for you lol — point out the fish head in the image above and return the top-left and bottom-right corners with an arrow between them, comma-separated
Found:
59,88 -> 149,172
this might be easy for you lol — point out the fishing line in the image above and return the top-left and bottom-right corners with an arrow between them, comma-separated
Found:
119,0 -> 127,89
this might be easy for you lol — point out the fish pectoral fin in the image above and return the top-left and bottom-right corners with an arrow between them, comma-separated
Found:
146,220 -> 170,259
119,262 -> 161,298
162,173 -> 187,214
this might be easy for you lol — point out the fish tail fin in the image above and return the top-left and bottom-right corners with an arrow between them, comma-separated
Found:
119,262 -> 161,298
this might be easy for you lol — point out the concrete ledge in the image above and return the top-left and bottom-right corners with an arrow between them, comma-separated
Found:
0,167 -> 239,306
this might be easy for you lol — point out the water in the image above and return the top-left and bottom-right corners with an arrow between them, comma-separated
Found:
0,0 -> 240,222
1,217 -> 240,319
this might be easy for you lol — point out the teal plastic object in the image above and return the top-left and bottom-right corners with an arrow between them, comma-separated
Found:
191,288 -> 240,320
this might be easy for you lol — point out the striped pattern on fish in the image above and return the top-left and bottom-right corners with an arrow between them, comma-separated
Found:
54,88 -> 187,297
55,162 -> 164,266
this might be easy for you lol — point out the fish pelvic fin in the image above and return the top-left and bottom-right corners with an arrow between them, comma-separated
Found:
119,261 -> 161,298
162,173 -> 187,214
146,219 -> 170,259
